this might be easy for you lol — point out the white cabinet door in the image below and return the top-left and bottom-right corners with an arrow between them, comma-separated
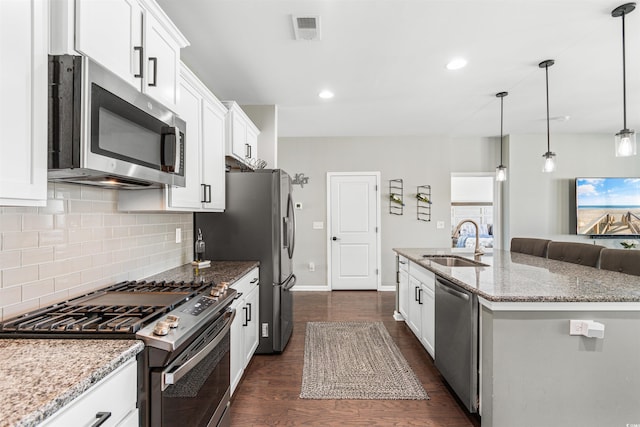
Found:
243,280 -> 260,367
201,99 -> 226,211
0,0 -> 48,206
398,269 -> 409,320
420,282 -> 435,358
74,0 -> 142,87
168,75 -> 202,209
246,125 -> 258,164
230,111 -> 248,159
144,11 -> 180,111
407,276 -> 422,336
230,296 -> 245,396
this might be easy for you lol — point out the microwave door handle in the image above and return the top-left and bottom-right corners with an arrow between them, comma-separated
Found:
161,127 -> 180,173
162,308 -> 236,391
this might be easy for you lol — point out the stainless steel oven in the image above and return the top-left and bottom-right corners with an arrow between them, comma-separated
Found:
145,308 -> 235,427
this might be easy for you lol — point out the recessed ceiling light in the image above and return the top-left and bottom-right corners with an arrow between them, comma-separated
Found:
319,90 -> 334,99
446,58 -> 468,70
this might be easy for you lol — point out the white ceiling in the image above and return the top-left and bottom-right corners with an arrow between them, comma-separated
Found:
156,0 -> 640,139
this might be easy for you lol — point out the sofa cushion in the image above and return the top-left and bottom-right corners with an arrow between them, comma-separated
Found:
600,248 -> 640,276
546,241 -> 604,267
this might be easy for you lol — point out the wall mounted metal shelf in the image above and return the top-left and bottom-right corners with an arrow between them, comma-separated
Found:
389,179 -> 404,215
417,185 -> 431,222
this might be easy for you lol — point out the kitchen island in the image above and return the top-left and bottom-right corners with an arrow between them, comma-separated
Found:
394,248 -> 640,427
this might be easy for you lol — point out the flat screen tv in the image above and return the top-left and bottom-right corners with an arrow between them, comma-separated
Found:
576,177 -> 640,236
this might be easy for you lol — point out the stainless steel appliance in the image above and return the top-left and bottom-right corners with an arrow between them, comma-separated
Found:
195,169 -> 296,353
0,279 -> 235,427
48,55 -> 186,189
434,275 -> 479,413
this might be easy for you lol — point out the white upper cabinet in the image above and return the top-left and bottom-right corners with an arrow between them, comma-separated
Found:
74,0 -> 143,88
223,101 -> 260,169
118,64 -> 227,212
51,0 -> 188,111
0,0 -> 48,206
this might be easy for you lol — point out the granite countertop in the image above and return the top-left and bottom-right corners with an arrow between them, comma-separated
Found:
144,260 -> 259,285
0,339 -> 143,427
394,248 -> 640,303
1,260 -> 258,427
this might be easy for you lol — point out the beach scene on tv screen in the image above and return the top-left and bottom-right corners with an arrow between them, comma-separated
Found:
577,178 -> 640,235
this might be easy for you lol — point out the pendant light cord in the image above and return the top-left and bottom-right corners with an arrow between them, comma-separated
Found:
622,11 -> 628,130
545,63 -> 551,153
500,96 -> 504,164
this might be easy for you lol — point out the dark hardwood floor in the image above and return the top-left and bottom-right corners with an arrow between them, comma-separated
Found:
230,291 -> 481,426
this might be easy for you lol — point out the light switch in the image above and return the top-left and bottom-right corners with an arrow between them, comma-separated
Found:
312,221 -> 324,229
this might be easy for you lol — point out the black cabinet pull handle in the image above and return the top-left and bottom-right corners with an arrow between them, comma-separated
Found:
148,57 -> 158,87
414,286 -> 420,302
206,185 -> 212,203
134,46 -> 143,78
246,303 -> 252,321
250,278 -> 258,284
332,236 -> 339,241
201,184 -> 207,203
91,412 -> 111,427
243,306 -> 248,326
418,288 -> 423,305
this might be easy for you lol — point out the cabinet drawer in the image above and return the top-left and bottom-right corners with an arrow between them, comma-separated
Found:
398,256 -> 409,272
409,262 -> 435,289
41,359 -> 137,427
230,267 -> 260,295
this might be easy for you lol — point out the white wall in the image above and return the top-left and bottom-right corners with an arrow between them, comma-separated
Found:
279,136 -> 498,288
0,183 -> 193,320
243,105 -> 278,169
504,133 -> 640,247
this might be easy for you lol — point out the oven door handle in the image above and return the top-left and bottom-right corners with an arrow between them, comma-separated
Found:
162,308 -> 236,391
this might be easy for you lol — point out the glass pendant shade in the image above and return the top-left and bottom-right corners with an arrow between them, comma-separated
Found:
496,165 -> 507,181
615,129 -> 636,156
542,152 -> 556,173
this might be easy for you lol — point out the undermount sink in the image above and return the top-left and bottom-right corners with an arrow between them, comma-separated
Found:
422,255 -> 488,267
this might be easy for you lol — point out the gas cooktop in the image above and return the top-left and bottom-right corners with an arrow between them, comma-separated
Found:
0,280 -> 223,337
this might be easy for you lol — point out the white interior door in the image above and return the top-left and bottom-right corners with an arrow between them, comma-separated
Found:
328,173 -> 380,290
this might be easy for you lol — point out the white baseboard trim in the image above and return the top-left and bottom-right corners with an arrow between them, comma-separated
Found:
290,285 -> 331,291
393,311 -> 405,321
378,285 -> 395,292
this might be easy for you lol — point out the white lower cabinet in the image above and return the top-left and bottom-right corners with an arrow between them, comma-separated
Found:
399,261 -> 435,359
229,267 -> 260,395
41,358 -> 138,427
397,256 -> 409,319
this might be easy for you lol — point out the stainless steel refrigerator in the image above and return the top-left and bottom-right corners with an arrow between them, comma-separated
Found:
194,169 -> 296,353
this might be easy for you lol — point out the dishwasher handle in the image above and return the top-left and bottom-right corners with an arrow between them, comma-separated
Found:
436,280 -> 469,301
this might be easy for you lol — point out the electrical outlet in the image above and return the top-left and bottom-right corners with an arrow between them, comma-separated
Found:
309,262 -> 315,272
175,227 -> 182,243
261,323 -> 269,338
436,221 -> 445,229
569,319 -> 583,335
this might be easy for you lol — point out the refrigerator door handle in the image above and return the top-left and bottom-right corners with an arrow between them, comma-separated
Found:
282,274 -> 296,291
287,193 -> 296,258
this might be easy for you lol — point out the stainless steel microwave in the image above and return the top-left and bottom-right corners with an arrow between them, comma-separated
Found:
48,55 -> 185,189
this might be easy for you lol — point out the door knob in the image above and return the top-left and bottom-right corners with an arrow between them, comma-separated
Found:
332,236 -> 340,241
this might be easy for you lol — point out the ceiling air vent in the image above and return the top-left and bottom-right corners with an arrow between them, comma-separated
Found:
291,15 -> 321,40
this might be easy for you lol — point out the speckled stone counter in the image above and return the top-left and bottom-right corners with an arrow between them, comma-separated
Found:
0,339 -> 143,427
144,260 -> 259,285
394,248 -> 640,303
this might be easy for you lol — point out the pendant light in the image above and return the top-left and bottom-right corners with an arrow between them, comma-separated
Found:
612,3 -> 636,157
540,59 -> 556,173
495,91 -> 508,182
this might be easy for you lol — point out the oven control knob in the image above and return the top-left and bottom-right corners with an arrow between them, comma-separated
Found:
165,315 -> 180,328
153,321 -> 170,336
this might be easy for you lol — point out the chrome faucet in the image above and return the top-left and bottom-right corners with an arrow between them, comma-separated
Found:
453,219 -> 484,257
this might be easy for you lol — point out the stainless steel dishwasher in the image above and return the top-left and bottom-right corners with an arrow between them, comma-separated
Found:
434,275 -> 478,413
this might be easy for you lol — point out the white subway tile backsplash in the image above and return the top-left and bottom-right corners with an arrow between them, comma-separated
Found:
2,231 -> 39,250
0,251 -> 21,270
22,279 -> 54,301
0,215 -> 22,232
0,183 -> 193,320
3,265 -> 39,287
21,247 -> 54,266
39,229 -> 67,246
